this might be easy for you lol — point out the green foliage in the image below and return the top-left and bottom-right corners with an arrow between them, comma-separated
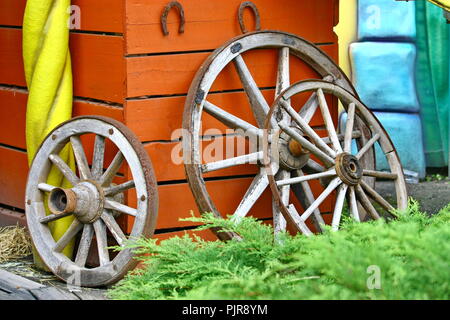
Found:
425,173 -> 447,182
108,200 -> 450,300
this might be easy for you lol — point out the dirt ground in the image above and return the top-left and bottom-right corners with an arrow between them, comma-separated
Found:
377,178 -> 450,215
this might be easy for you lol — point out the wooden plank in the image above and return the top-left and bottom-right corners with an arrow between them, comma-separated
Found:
126,43 -> 337,98
125,0 -> 337,54
0,207 -> 26,228
70,33 -> 125,103
0,291 -> 21,300
0,147 -> 28,210
153,228 -> 218,243
125,86 -> 333,142
71,289 -> 108,300
0,28 -> 125,103
0,0 -> 124,33
0,269 -> 44,291
0,87 -> 123,150
0,289 -> 36,300
29,287 -> 80,300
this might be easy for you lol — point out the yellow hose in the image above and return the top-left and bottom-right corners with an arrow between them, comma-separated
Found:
23,0 -> 75,266
427,0 -> 450,11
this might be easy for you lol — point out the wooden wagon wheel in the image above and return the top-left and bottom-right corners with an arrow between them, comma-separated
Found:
25,116 -> 158,287
182,30 -> 372,240
264,80 -> 408,236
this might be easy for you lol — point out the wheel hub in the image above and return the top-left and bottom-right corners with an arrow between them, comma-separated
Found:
278,129 -> 310,170
48,181 -> 105,224
335,153 -> 363,186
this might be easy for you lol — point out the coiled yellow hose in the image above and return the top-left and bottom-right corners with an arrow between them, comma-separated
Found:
23,0 -> 75,264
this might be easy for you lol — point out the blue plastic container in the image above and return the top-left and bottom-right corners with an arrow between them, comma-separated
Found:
358,0 -> 416,41
350,42 -> 420,113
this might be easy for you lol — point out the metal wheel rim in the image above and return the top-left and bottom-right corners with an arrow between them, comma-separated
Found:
25,116 -> 158,287
264,80 -> 408,236
182,31 -> 369,240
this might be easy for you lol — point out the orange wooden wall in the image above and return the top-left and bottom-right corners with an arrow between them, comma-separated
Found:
0,0 -> 339,239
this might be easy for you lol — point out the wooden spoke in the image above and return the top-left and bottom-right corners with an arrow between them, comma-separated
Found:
304,159 -> 326,173
233,55 -> 270,128
297,75 -> 333,123
300,177 -> 342,221
276,169 -> 336,187
298,92 -> 319,124
323,130 -> 362,145
280,99 -> 337,158
201,151 -> 263,173
363,169 -> 398,180
38,183 -> 56,193
104,180 -> 135,196
91,135 -> 106,180
53,219 -> 83,253
355,184 -> 381,220
39,211 -> 74,224
278,122 -> 335,167
104,200 -> 137,217
356,133 -> 380,160
317,88 -> 342,153
295,170 -> 326,230
232,169 -> 269,222
93,220 -> 110,266
331,184 -> 349,231
70,136 -> 92,180
276,47 -> 290,98
360,180 -> 396,213
273,170 -> 290,234
343,103 -> 356,153
348,186 -> 360,222
49,154 -> 79,186
203,101 -> 262,138
101,211 -> 127,246
287,204 -> 313,236
99,151 -> 124,187
75,224 -> 94,267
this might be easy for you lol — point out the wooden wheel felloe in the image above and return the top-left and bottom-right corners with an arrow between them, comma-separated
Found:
182,30 -> 365,240
25,116 -> 158,287
264,80 -> 408,236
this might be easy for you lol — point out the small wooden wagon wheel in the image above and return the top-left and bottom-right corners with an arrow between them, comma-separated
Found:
25,116 -> 158,287
264,80 -> 408,235
182,31 -> 373,240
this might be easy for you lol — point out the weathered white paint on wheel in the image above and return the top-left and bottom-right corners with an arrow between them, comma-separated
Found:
265,80 -> 408,236
183,31 -> 359,241
25,116 -> 158,287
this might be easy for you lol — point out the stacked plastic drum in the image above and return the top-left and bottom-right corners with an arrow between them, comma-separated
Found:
348,0 -> 426,180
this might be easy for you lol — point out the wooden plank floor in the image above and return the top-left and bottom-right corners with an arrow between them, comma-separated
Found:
0,269 -> 108,300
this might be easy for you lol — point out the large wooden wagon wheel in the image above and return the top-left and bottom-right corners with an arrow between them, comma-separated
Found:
25,116 -> 158,287
264,80 -> 408,235
182,30 -> 374,240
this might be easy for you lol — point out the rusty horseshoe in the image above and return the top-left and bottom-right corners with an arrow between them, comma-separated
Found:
238,1 -> 261,34
161,1 -> 185,36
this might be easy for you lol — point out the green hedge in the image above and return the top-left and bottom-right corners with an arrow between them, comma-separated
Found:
108,200 -> 450,300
